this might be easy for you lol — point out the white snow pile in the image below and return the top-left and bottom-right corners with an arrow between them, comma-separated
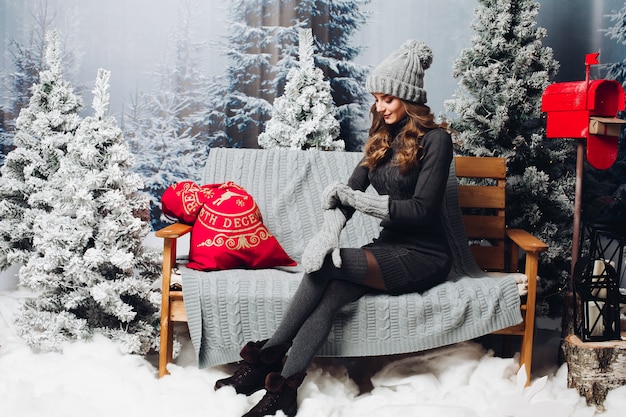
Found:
1,287 -> 625,417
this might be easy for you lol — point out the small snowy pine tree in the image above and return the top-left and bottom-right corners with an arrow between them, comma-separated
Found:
258,28 -> 343,150
220,0 -> 370,150
445,0 -> 572,311
16,68 -> 161,355
0,30 -> 83,271
295,0 -> 371,151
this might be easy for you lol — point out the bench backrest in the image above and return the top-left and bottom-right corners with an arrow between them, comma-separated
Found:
455,156 -> 507,272
201,148 -> 507,273
202,148 -> 381,263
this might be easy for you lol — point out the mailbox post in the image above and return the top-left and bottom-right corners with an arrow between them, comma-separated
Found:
541,53 -> 626,281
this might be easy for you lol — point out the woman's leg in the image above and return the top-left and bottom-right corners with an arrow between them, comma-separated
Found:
363,248 -> 386,290
280,278 -> 367,377
242,280 -> 369,417
243,250 -> 386,416
264,248 -> 383,349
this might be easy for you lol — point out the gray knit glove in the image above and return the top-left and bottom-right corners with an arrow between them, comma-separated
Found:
301,208 -> 346,273
323,182 -> 389,219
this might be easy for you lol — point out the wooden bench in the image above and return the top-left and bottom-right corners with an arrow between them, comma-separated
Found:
156,150 -> 547,385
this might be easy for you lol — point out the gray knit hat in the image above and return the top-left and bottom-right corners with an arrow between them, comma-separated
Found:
366,40 -> 433,104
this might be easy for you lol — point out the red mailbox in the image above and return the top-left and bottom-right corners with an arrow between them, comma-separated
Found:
541,54 -> 626,170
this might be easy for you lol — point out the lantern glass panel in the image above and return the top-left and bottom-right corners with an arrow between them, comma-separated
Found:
573,257 -> 621,342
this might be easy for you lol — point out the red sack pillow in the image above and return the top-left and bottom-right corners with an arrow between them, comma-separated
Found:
162,181 -> 207,223
162,181 -> 296,271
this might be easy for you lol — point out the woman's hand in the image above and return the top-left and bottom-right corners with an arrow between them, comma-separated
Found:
323,182 -> 390,220
321,181 -> 346,210
301,208 -> 346,273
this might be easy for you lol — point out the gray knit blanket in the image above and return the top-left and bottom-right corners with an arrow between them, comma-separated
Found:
180,148 -> 522,368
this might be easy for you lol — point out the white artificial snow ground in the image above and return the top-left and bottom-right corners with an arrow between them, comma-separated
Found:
1,280 -> 625,417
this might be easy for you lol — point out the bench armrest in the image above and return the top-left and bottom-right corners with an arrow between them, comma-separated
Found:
155,222 -> 193,239
506,228 -> 548,283
506,228 -> 548,253
155,223 -> 192,312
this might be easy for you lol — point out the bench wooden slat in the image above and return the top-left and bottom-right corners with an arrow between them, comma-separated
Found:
492,322 -> 526,335
170,291 -> 188,322
470,245 -> 505,271
463,215 -> 506,239
455,156 -> 506,179
458,184 -> 505,209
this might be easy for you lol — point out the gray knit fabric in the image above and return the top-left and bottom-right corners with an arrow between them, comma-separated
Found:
281,279 -> 368,377
300,208 -> 347,273
180,148 -> 523,369
365,40 -> 433,104
263,253 -> 369,376
336,184 -> 390,219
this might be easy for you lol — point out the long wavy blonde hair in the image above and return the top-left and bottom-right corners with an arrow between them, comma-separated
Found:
362,101 -> 448,174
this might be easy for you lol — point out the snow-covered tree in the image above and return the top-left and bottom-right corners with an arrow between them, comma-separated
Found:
445,0 -> 572,312
583,2 -> 626,208
603,2 -> 626,181
124,88 -> 199,229
259,28 -> 342,150
0,0 -> 82,165
124,0 -> 213,229
0,121 -> 6,167
220,0 -> 371,150
296,0 -> 371,151
605,2 -> 626,83
16,68 -> 161,355
0,30 -> 83,271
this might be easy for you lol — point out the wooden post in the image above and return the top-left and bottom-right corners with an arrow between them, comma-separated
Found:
570,141 -> 585,283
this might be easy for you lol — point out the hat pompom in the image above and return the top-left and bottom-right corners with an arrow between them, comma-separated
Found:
402,40 -> 433,71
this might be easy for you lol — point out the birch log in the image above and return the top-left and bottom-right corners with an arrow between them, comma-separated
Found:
563,333 -> 626,410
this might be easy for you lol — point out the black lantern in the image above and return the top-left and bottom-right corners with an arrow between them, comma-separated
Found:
573,256 -> 621,342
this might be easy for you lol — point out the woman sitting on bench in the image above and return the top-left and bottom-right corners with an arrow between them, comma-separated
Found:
215,39 -> 454,417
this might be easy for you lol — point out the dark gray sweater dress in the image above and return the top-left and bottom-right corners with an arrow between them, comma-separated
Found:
346,128 -> 454,294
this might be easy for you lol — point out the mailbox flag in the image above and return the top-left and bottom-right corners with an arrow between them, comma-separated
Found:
585,53 -> 600,66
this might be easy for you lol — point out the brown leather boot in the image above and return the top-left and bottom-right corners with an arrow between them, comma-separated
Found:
214,340 -> 292,395
242,371 -> 306,417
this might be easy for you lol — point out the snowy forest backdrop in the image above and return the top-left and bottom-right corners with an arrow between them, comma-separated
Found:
3,0 -> 625,119
2,0 -> 625,182
1,0 -> 626,317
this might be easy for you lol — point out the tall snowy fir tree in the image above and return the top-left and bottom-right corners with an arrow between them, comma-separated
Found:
124,0 -> 212,229
16,68 -> 161,355
603,1 -> 626,186
445,0 -> 572,313
259,28 -> 342,150
0,1 -> 81,166
582,2 -> 626,210
605,2 -> 626,85
220,0 -> 371,150
0,30 -> 83,272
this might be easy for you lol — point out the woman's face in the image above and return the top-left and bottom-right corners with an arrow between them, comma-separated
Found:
372,93 -> 407,125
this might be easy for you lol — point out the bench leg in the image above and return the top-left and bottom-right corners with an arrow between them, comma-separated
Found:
158,237 -> 177,378
518,315 -> 534,386
159,316 -> 174,378
519,251 -> 539,386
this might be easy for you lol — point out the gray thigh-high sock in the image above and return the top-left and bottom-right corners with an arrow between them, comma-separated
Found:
280,279 -> 367,377
263,249 -> 368,350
